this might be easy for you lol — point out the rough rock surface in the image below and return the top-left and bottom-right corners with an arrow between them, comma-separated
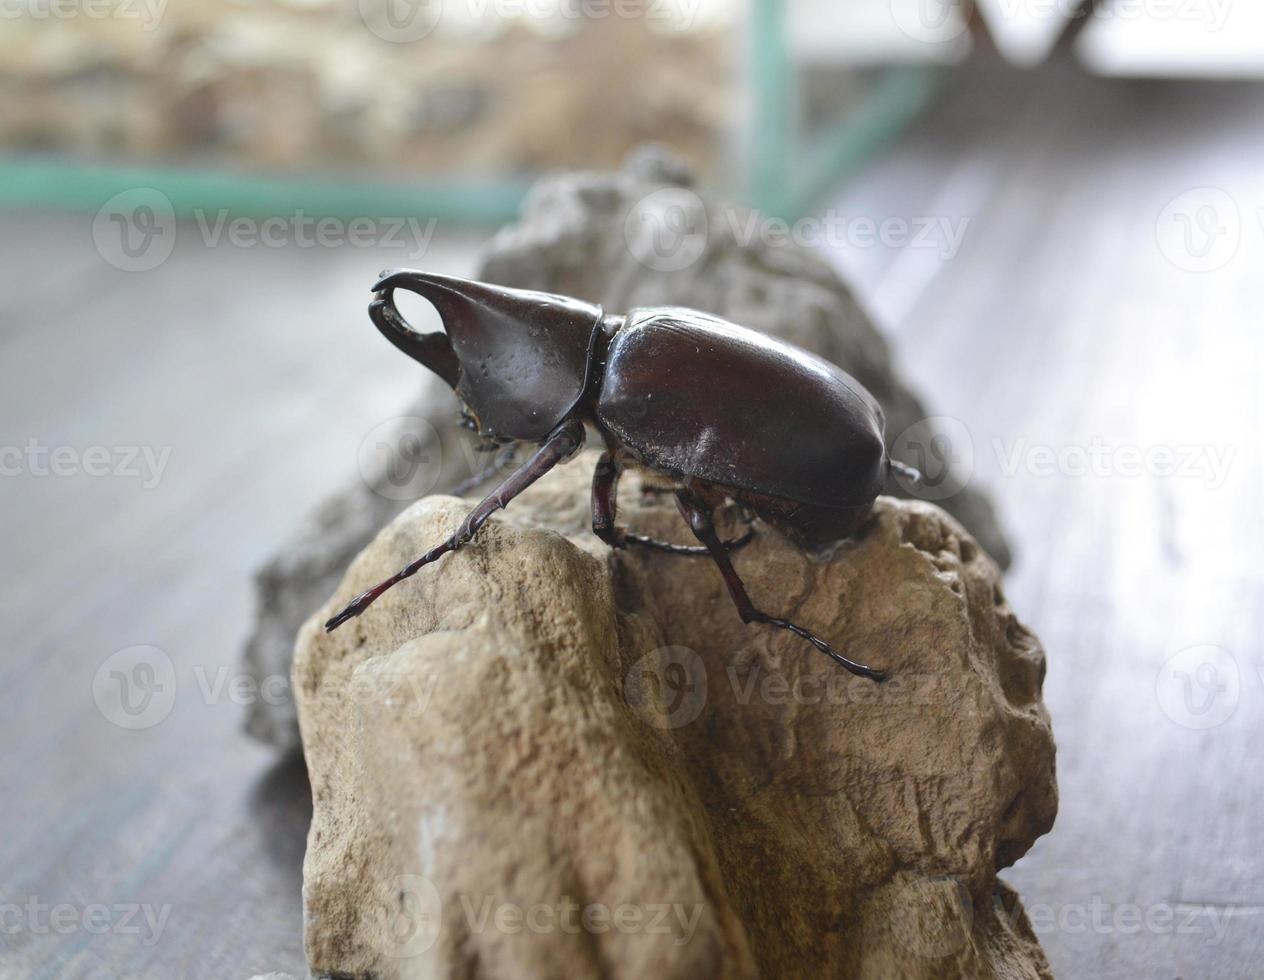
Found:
248,146 -> 1012,750
242,389 -> 481,750
294,450 -> 1055,980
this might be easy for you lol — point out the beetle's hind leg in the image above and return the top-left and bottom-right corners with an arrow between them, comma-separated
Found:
591,451 -> 753,556
673,486 -> 887,682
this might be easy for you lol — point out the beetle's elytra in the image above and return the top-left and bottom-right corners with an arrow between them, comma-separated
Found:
326,270 -> 919,681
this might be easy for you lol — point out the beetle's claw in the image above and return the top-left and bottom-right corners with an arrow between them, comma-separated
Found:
324,599 -> 362,632
372,269 -> 413,293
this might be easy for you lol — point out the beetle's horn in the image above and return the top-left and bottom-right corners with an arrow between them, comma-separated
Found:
371,270 -> 604,440
368,287 -> 461,389
372,269 -> 602,354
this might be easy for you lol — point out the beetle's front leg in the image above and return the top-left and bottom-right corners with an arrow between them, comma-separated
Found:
325,419 -> 585,631
591,451 -> 753,556
674,486 -> 887,682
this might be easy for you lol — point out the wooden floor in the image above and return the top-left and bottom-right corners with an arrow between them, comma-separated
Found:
3,67 -> 1262,978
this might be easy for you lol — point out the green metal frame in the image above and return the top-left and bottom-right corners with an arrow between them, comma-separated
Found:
0,1 -> 939,224
747,0 -> 942,219
0,157 -> 531,223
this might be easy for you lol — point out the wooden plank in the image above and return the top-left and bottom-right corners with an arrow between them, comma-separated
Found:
820,68 -> 1264,979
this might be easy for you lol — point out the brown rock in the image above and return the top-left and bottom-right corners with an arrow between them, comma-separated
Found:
294,450 -> 1055,979
244,147 -> 1013,751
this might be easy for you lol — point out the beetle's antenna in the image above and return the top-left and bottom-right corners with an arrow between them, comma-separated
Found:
889,459 -> 922,485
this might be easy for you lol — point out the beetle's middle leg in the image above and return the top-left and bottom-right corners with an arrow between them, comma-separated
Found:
325,419 -> 585,631
674,486 -> 887,682
591,451 -> 753,556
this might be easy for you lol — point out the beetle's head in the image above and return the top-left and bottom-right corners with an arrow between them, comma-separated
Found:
369,269 -> 603,442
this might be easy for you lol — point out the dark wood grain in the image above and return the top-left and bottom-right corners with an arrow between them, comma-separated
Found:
4,66 -> 1263,979
0,217 -> 483,979
827,67 -> 1264,979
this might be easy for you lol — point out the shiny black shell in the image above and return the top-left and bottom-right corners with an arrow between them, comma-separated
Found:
596,308 -> 887,509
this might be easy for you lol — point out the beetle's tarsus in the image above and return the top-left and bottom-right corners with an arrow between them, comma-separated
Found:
621,526 -> 754,556
674,486 -> 888,683
325,599 -> 364,631
760,615 -> 888,682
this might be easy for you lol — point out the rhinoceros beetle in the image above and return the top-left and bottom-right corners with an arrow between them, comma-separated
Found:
326,271 -> 920,681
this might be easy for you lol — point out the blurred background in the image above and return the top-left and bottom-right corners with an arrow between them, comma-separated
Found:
3,1 -> 1263,977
